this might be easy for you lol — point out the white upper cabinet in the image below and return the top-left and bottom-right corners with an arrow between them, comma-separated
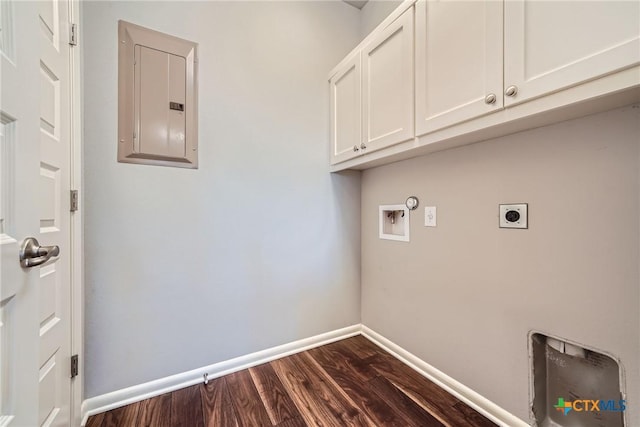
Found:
330,51 -> 361,164
329,0 -> 639,170
415,0 -> 503,136
362,7 -> 414,153
504,0 -> 640,106
329,7 -> 414,165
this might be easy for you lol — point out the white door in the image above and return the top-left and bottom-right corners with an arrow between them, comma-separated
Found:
361,7 -> 413,153
504,0 -> 640,106
0,0 -> 73,426
414,0 -> 503,136
330,51 -> 362,165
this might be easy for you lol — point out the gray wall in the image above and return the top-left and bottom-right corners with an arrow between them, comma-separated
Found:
83,1 -> 361,398
361,106 -> 640,425
359,0 -> 403,38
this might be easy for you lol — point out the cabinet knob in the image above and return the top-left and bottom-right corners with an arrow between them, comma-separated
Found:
484,93 -> 496,104
360,143 -> 367,150
505,85 -> 518,97
353,145 -> 359,152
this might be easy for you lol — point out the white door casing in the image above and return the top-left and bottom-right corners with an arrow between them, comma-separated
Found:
0,0 -> 77,425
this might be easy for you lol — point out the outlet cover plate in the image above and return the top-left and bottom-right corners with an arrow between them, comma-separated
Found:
499,203 -> 528,229
424,206 -> 437,227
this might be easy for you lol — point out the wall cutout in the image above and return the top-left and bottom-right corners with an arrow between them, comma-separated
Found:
530,332 -> 625,427
118,21 -> 198,168
379,204 -> 409,241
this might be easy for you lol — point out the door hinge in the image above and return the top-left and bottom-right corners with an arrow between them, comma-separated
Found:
69,23 -> 78,46
71,355 -> 79,378
70,190 -> 79,212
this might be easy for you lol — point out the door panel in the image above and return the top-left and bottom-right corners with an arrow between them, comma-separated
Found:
0,0 -> 72,425
38,0 -> 71,424
1,1 -> 41,424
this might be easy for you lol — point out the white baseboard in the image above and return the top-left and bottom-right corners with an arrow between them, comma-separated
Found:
361,325 -> 529,427
81,324 -> 361,426
82,324 -> 527,427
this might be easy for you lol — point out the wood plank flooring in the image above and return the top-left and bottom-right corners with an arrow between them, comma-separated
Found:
86,336 -> 497,427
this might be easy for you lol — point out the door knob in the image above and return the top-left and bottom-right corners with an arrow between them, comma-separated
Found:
19,237 -> 60,268
353,145 -> 360,152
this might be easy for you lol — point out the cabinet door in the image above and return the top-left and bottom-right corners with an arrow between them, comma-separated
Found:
415,0 -> 503,136
362,8 -> 414,153
330,52 -> 361,165
504,0 -> 640,106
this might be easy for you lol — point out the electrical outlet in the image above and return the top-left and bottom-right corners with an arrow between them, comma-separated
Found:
499,204 -> 527,229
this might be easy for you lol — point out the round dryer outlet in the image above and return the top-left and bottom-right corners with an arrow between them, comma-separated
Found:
499,203 -> 528,229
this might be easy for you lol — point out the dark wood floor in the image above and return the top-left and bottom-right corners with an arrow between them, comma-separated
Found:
86,335 -> 496,427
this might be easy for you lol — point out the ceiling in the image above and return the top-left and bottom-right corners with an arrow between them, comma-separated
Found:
343,0 -> 369,10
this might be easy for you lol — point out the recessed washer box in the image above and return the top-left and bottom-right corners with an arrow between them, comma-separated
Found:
118,20 -> 198,168
379,204 -> 410,242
